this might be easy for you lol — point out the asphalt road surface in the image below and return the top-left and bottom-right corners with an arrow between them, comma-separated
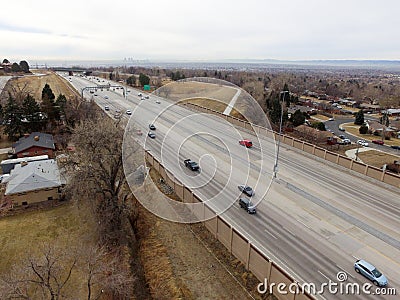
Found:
66,73 -> 400,299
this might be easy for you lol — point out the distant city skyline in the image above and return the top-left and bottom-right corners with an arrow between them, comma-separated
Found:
1,0 -> 399,62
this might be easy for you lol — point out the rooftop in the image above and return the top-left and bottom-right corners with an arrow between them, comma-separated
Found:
13,132 -> 55,153
4,159 -> 65,195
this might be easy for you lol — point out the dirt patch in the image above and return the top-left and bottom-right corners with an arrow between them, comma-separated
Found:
1,71 -> 80,103
358,150 -> 400,168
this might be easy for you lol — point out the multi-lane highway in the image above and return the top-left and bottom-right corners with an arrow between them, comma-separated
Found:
66,73 -> 400,299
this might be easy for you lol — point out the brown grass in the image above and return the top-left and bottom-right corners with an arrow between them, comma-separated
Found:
0,201 -> 100,298
2,71 -> 80,103
358,150 -> 400,168
137,207 -> 186,299
181,98 -> 245,119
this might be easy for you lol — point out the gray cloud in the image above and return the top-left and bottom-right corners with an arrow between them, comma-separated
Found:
1,0 -> 399,61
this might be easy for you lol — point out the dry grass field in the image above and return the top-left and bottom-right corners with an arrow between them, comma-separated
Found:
1,71 -> 80,103
358,150 -> 400,168
0,202 -> 100,298
159,81 -> 237,104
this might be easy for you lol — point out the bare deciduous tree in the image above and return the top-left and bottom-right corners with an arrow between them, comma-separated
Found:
0,244 -> 77,300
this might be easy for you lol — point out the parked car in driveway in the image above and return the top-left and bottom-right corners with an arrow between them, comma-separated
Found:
372,140 -> 384,145
354,259 -> 388,287
239,198 -> 256,214
238,185 -> 254,197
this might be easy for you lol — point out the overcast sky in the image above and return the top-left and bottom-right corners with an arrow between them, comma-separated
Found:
1,0 -> 399,62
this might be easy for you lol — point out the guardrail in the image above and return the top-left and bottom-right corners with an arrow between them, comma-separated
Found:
181,102 -> 400,188
145,150 -> 315,300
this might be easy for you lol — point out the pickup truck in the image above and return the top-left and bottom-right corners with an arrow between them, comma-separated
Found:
184,159 -> 199,171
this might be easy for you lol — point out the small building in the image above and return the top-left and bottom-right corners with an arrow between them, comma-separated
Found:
12,132 -> 55,158
0,155 -> 49,174
2,159 -> 65,207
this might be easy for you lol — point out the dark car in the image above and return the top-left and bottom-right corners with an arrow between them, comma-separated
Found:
239,198 -> 256,214
184,159 -> 199,171
147,132 -> 156,139
149,124 -> 156,130
391,145 -> 400,150
238,185 -> 254,197
372,140 -> 384,145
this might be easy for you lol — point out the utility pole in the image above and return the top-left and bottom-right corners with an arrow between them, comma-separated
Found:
273,90 -> 288,179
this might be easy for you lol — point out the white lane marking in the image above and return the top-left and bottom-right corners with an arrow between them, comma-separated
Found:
336,264 -> 354,278
264,228 -> 278,239
297,219 -> 311,229
318,270 -> 331,281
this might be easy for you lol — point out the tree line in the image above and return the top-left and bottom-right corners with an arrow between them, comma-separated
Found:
1,58 -> 30,73
0,83 -> 67,140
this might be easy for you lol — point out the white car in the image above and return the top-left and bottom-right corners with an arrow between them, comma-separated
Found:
156,100 -> 161,104
126,110 -> 132,115
357,140 -> 369,147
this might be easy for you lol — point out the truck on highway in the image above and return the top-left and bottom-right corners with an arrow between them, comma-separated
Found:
184,159 -> 199,171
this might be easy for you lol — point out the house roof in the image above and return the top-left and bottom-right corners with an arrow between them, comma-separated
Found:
13,132 -> 55,153
4,159 -> 65,195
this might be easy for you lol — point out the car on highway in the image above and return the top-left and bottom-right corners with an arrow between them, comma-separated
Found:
357,140 -> 369,147
147,132 -> 156,139
391,145 -> 400,150
126,110 -> 132,115
104,105 -> 109,111
372,140 -> 384,145
156,100 -> 161,104
339,134 -> 345,139
104,96 -> 109,99
238,185 -> 254,197
339,126 -> 345,131
149,124 -> 156,130
145,95 -> 149,99
328,117 -> 334,121
354,259 -> 388,287
138,93 -> 142,96
239,198 -> 256,214
141,97 -> 145,100
239,139 -> 253,148
184,159 -> 199,171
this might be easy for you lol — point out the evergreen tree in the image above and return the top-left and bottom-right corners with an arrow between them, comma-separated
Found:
139,73 -> 150,86
55,94 -> 67,120
42,83 -> 55,101
3,95 -> 24,140
22,94 -> 42,131
19,60 -> 30,73
11,62 -> 21,72
291,109 -> 306,127
354,110 -> 364,125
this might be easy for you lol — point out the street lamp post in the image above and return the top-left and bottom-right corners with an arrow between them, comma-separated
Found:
273,91 -> 288,179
